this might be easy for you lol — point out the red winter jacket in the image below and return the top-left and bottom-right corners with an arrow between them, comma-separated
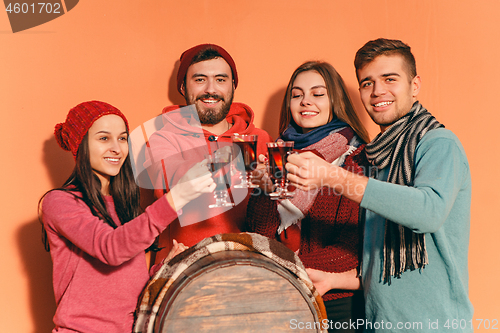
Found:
144,102 -> 272,263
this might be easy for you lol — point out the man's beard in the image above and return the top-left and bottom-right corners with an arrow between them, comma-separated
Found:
186,90 -> 234,125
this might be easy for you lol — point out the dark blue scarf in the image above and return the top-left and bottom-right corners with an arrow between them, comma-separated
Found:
280,119 -> 348,149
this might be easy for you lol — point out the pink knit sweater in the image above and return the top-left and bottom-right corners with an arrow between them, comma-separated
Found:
41,190 -> 177,333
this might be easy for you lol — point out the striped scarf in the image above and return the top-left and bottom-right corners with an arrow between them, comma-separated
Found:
365,102 -> 444,284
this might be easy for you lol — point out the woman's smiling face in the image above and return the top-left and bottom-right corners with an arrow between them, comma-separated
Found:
290,70 -> 331,133
87,114 -> 128,192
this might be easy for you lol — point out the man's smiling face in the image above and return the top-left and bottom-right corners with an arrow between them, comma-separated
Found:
182,57 -> 234,125
357,54 -> 421,132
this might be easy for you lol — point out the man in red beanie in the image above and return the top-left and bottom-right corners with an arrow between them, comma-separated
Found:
145,44 -> 272,264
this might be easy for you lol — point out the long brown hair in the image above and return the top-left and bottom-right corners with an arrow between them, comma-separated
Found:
39,133 -> 141,252
279,61 -> 370,143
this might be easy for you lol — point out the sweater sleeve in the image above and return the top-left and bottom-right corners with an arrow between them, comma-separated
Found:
360,129 -> 469,233
244,190 -> 280,239
42,190 -> 177,266
146,131 -> 204,192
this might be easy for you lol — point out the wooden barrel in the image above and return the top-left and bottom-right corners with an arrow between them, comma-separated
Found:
134,233 -> 327,333
153,250 -> 324,332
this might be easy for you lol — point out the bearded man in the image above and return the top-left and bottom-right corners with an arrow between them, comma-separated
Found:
145,44 -> 272,264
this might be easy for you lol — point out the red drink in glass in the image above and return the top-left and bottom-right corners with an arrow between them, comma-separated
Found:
209,160 -> 232,191
206,150 -> 234,208
266,141 -> 294,199
232,134 -> 259,188
233,141 -> 257,172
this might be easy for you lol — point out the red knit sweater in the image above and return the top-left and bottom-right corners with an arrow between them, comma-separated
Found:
245,146 -> 367,302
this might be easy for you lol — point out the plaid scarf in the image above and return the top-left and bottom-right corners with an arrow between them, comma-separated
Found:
133,232 -> 327,333
277,128 -> 361,235
365,102 -> 444,284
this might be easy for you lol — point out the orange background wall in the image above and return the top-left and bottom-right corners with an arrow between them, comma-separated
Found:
1,1 -> 499,332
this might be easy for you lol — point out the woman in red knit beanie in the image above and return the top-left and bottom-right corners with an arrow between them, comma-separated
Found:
245,62 -> 369,332
39,101 -> 215,333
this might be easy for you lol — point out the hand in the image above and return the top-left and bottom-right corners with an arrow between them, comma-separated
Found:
251,154 -> 274,193
286,152 -> 339,191
164,239 -> 188,262
305,268 -> 334,296
306,268 -> 361,295
286,152 -> 368,203
167,160 -> 216,210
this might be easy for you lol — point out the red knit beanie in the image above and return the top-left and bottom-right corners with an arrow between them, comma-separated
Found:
176,43 -> 238,95
54,101 -> 129,159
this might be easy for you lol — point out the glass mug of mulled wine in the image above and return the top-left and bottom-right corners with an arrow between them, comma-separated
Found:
232,134 -> 259,188
266,141 -> 295,200
205,149 -> 234,208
